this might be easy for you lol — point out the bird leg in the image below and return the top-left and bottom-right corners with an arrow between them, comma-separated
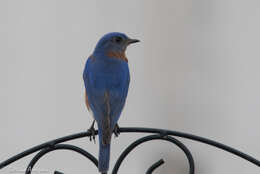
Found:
88,120 -> 96,143
113,123 -> 120,137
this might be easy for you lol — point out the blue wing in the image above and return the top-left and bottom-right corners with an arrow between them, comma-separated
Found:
109,66 -> 130,127
83,56 -> 130,129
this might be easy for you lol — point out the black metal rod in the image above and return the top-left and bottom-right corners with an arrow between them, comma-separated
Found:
0,131 -> 96,169
112,134 -> 194,174
145,159 -> 164,174
24,144 -> 98,174
0,127 -> 259,170
54,171 -> 64,174
119,127 -> 260,167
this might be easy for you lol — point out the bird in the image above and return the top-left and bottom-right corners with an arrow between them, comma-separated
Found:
83,32 -> 139,173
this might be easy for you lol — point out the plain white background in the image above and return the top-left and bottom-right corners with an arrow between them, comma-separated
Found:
1,0 -> 260,173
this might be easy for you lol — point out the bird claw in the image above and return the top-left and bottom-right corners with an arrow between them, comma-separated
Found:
88,128 -> 96,144
113,124 -> 120,137
88,121 -> 96,144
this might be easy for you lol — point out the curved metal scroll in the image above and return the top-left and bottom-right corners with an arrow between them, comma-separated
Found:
112,134 -> 194,174
25,144 -> 98,174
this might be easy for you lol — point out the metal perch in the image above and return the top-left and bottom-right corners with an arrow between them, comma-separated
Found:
0,127 -> 259,174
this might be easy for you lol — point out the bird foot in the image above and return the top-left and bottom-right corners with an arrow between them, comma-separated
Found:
113,124 -> 120,137
88,121 -> 96,144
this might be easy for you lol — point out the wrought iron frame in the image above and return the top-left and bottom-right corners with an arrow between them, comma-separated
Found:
0,127 -> 259,174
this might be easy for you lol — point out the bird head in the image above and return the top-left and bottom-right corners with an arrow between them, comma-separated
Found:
94,32 -> 140,54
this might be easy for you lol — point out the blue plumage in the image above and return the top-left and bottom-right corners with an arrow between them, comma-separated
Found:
83,32 -> 139,173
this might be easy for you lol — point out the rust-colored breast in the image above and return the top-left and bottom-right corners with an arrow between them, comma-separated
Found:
85,90 -> 90,111
107,51 -> 128,62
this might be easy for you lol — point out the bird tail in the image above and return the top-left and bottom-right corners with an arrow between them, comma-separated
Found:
98,141 -> 110,173
97,120 -> 112,173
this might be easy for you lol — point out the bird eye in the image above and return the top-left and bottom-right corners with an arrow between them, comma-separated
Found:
113,36 -> 123,44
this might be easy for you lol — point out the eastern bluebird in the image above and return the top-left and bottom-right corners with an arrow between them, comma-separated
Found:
83,32 -> 139,173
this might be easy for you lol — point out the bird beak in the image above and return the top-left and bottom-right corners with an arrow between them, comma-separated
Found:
127,38 -> 140,45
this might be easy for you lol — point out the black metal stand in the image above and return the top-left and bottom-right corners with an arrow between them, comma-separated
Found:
0,127 -> 259,174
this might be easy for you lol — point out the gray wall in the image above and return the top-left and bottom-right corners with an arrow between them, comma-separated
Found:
1,0 -> 260,173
